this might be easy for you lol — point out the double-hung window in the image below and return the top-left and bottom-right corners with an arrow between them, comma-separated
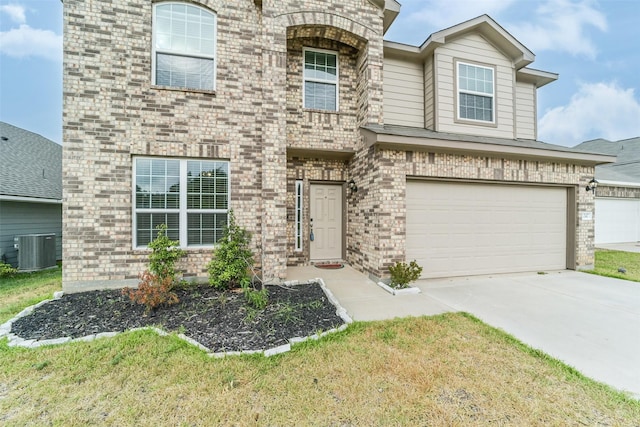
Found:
153,2 -> 217,91
457,61 -> 495,123
303,48 -> 338,111
134,158 -> 229,248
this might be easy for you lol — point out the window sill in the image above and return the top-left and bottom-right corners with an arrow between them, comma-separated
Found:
151,84 -> 217,96
454,118 -> 498,128
302,108 -> 340,115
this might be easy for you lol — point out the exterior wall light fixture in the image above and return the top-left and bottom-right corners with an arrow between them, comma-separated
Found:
586,178 -> 598,192
348,179 -> 358,193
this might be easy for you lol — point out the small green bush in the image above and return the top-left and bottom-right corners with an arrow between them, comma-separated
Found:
207,210 -> 254,290
0,261 -> 18,278
388,260 -> 423,289
148,224 -> 185,283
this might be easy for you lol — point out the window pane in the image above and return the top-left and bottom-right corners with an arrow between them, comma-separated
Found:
188,213 -> 226,245
136,213 -> 179,247
459,93 -> 493,122
156,54 -> 214,90
304,81 -> 337,111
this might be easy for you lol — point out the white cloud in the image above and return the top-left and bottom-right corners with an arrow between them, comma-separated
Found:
0,4 -> 26,24
405,0 -> 516,30
0,24 -> 62,61
539,82 -> 640,146
513,0 -> 607,59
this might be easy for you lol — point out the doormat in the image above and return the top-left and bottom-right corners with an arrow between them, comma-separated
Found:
315,263 -> 344,269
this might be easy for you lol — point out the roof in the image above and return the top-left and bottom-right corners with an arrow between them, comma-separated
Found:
0,121 -> 62,201
383,15 -> 558,88
573,137 -> 640,184
361,124 -> 615,165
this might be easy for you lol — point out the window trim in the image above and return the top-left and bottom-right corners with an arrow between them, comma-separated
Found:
302,47 -> 339,111
132,157 -> 230,250
455,60 -> 496,125
151,2 -> 217,91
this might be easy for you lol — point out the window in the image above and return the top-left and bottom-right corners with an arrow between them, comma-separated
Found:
457,62 -> 494,123
134,158 -> 229,248
303,48 -> 338,111
295,181 -> 303,251
153,2 -> 216,91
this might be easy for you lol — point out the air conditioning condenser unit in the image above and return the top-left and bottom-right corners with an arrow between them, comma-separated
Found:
14,234 -> 57,271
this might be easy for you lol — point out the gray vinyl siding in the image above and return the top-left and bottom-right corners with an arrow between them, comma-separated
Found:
0,201 -> 62,267
424,55 -> 434,129
434,33 -> 515,138
383,56 -> 424,127
515,81 -> 536,140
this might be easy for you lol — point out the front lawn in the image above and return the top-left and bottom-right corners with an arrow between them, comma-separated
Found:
0,265 -> 62,324
589,249 -> 640,282
1,269 -> 639,425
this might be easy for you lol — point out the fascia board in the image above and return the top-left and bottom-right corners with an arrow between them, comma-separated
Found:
361,129 -> 617,166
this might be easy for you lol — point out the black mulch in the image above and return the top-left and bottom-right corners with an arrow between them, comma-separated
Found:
9,283 -> 346,353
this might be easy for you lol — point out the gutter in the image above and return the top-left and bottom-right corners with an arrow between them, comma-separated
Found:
0,195 -> 63,204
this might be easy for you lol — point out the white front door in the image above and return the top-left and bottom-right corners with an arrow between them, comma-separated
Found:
310,184 -> 343,261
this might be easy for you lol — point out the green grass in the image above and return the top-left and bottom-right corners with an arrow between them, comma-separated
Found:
0,265 -> 62,323
1,272 -> 639,425
587,250 -> 640,282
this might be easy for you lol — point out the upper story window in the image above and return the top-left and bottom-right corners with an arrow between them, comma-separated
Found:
303,48 -> 338,111
152,2 -> 217,91
457,62 -> 494,123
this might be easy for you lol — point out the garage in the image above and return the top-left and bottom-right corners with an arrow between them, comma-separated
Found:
595,198 -> 640,244
406,180 -> 568,278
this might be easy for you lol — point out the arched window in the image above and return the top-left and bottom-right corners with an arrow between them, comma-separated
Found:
152,2 -> 217,91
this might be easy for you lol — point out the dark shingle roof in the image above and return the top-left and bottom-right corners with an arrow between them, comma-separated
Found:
574,137 -> 640,184
0,122 -> 62,200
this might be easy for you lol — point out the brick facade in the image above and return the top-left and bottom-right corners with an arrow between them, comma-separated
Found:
63,0 -> 601,291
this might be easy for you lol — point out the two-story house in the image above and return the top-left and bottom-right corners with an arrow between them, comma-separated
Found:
62,0 -> 612,292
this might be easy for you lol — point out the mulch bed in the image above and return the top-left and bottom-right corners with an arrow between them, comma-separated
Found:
9,283 -> 346,353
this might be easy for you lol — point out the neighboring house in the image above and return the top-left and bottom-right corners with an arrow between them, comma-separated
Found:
574,138 -> 640,244
0,121 -> 63,267
62,1 -> 613,292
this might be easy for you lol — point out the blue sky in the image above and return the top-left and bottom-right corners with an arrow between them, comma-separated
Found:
1,0 -> 639,147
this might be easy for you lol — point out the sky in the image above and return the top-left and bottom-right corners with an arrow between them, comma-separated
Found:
0,0 -> 639,147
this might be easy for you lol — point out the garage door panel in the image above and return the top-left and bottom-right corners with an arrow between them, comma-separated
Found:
595,198 -> 640,244
406,181 -> 567,278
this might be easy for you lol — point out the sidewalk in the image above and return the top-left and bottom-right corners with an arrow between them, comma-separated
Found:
286,265 -> 451,321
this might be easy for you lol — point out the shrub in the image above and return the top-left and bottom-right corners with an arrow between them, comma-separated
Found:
122,271 -> 179,313
148,224 -> 185,283
0,261 -> 18,278
207,210 -> 254,290
388,260 -> 423,289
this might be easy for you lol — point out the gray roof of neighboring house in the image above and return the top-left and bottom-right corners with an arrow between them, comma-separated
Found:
573,137 -> 640,184
0,121 -> 62,200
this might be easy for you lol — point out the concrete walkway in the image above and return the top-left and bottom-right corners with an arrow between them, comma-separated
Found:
287,265 -> 640,398
286,265 -> 451,321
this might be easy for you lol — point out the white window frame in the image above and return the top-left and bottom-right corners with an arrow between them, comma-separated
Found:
152,2 -> 217,91
302,47 -> 339,111
295,180 -> 303,251
456,61 -> 495,124
132,157 -> 230,249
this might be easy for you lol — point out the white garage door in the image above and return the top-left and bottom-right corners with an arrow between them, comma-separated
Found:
595,198 -> 640,244
406,181 -> 567,278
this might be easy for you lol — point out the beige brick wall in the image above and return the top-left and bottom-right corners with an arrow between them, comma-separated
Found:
63,0 -> 385,290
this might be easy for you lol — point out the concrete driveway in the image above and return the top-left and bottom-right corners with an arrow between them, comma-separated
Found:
417,271 -> 640,398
